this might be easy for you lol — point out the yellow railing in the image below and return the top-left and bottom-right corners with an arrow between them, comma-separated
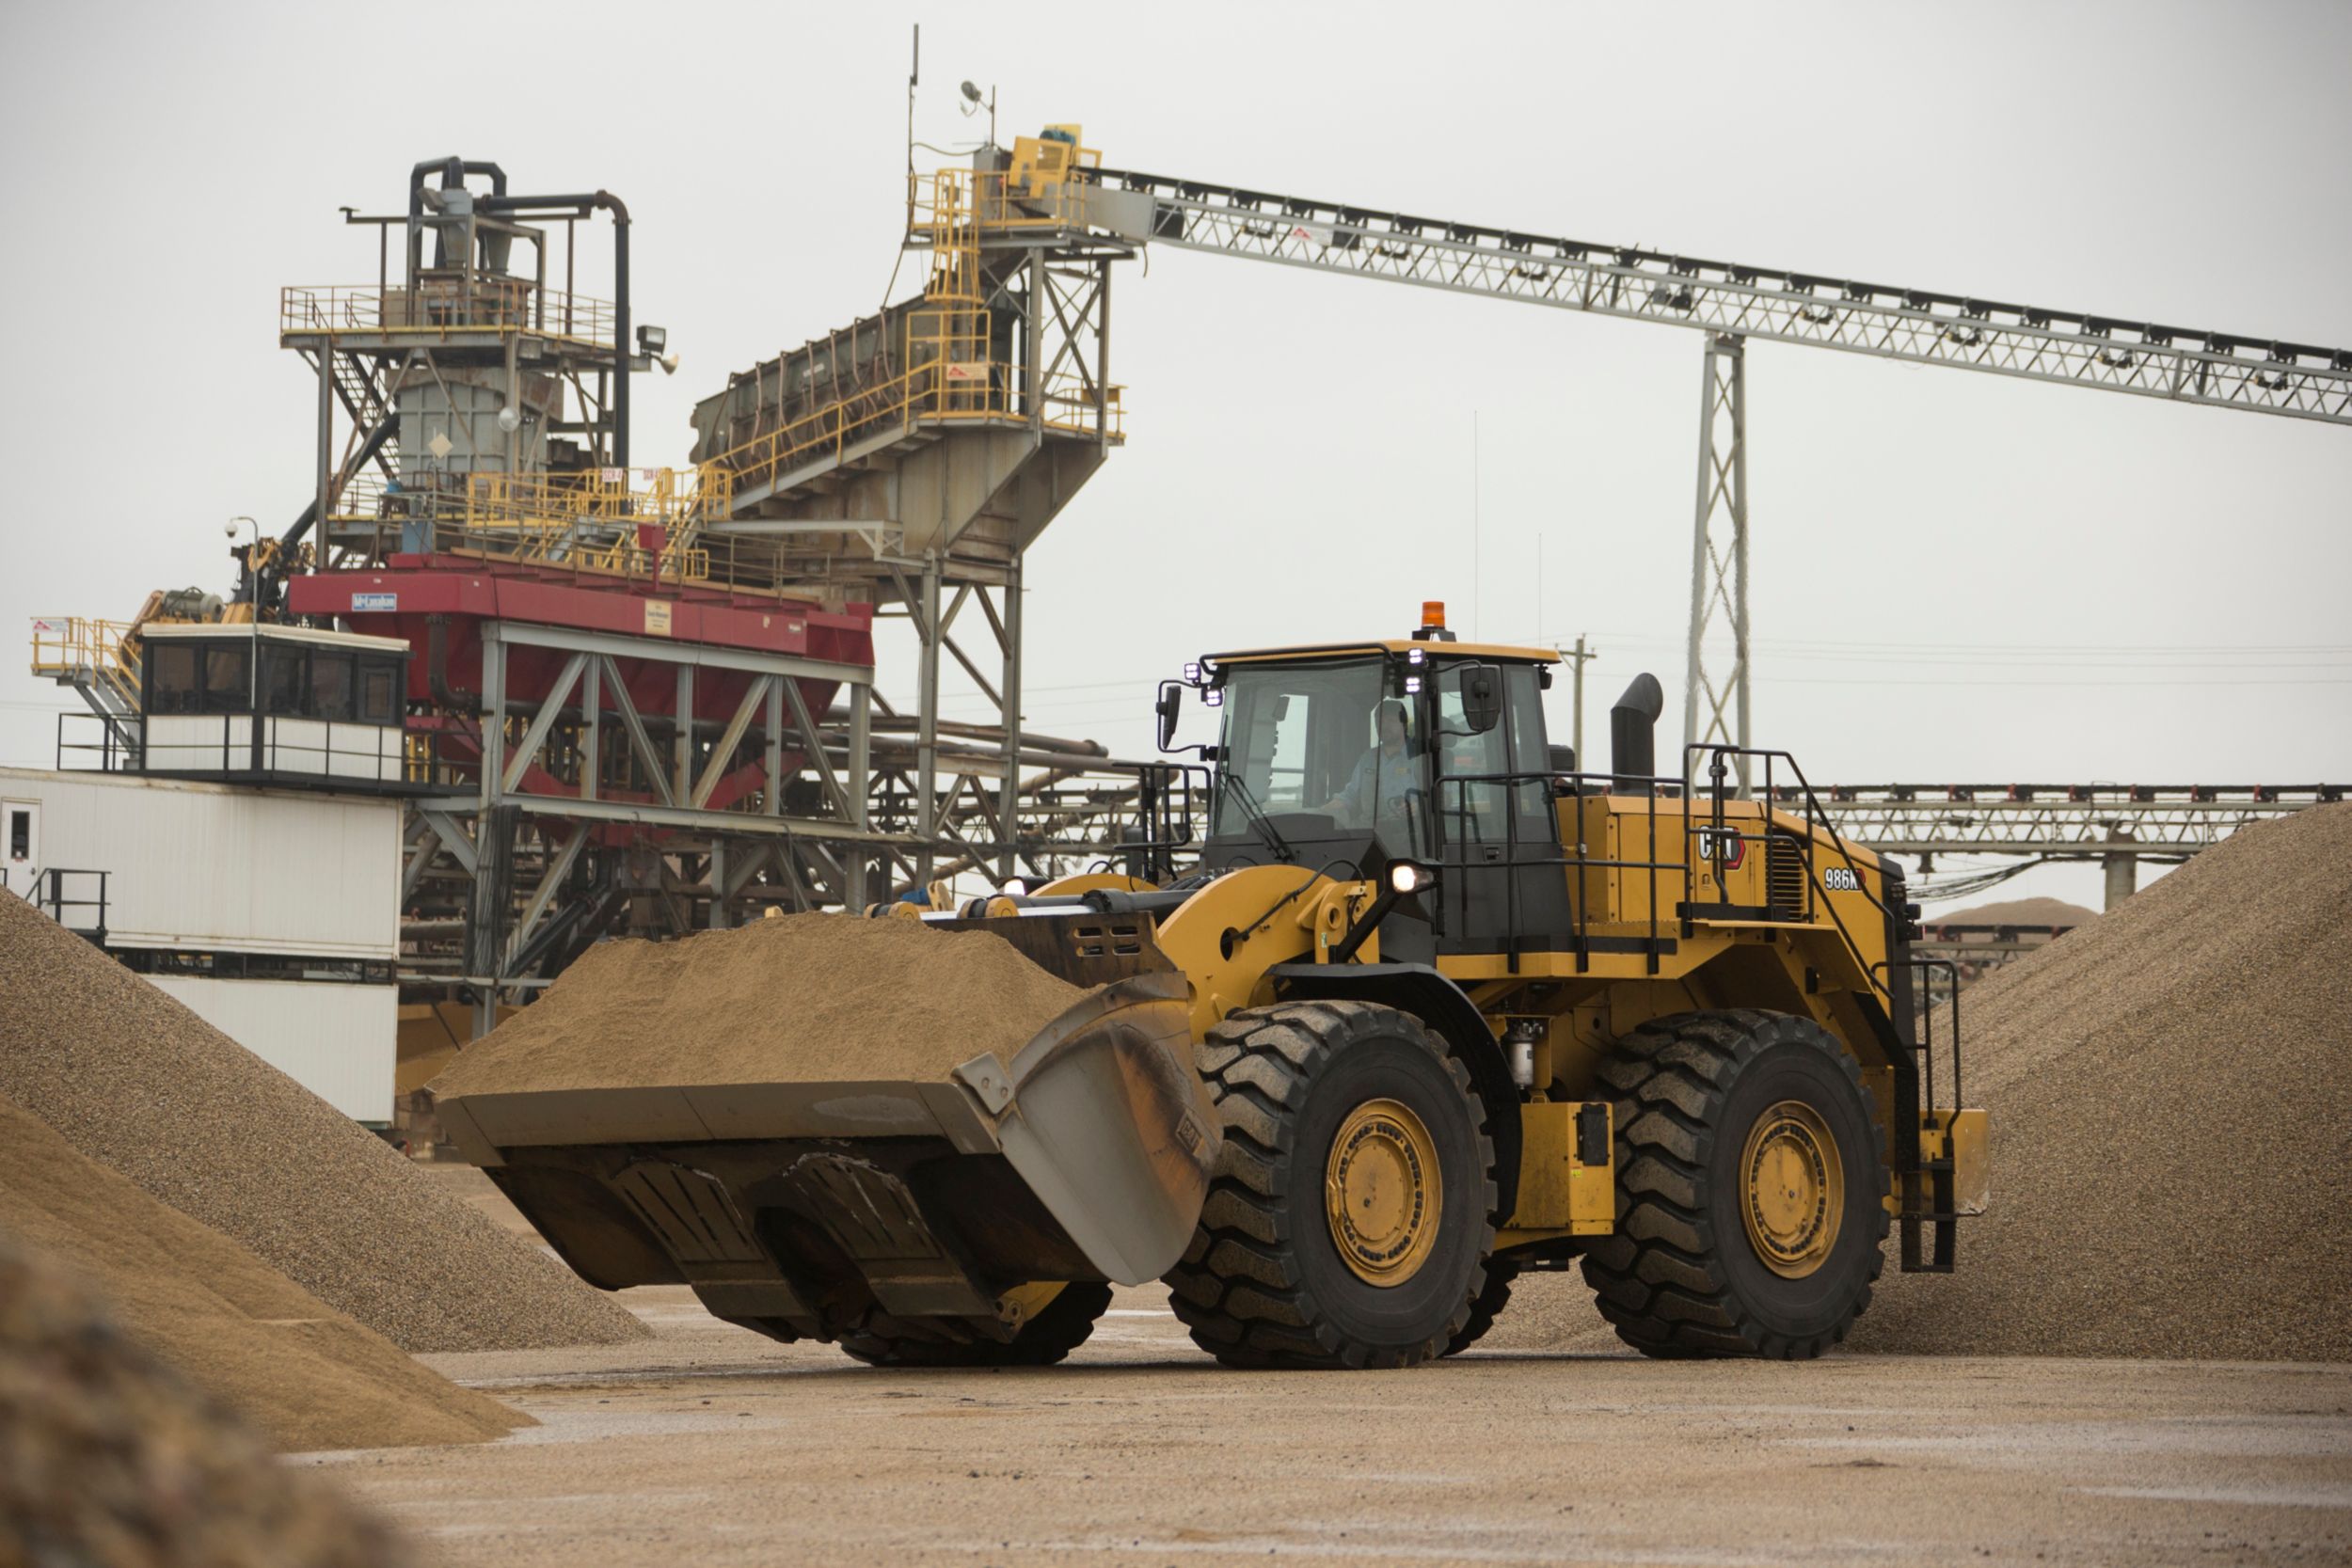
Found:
708,358 -> 1122,498
30,616 -> 141,709
427,515 -> 717,589
459,466 -> 734,534
910,164 -> 1104,238
692,161 -> 1123,499
281,282 -> 616,347
395,467 -> 732,589
329,467 -> 391,525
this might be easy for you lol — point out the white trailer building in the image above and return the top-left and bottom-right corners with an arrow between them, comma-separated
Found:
1,767 -> 402,1124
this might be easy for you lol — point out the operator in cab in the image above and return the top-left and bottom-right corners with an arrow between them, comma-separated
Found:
1322,698 -> 1427,852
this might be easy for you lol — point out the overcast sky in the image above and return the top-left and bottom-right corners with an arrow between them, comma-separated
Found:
3,0 -> 2345,910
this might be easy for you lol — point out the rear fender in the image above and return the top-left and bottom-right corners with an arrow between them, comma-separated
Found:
1263,961 -> 1521,1223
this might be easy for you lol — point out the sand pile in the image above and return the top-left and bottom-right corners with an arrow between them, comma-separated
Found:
0,1233 -> 412,1565
1930,895 -> 2098,927
1493,804 -> 2352,1361
432,913 -> 1086,1097
1,1097 -> 525,1452
0,895 -> 645,1354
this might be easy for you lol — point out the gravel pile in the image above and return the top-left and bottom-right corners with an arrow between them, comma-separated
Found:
1930,895 -> 2099,927
1491,804 -> 2352,1361
432,913 -> 1086,1097
0,1232 -> 411,1564
1,1097 -> 527,1451
1853,802 -> 2352,1359
0,895 -> 646,1354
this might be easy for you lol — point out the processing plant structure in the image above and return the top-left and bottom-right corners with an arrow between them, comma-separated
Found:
24,128 -> 2349,1098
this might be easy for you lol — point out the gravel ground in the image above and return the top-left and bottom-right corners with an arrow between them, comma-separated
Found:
310,1277 -> 2352,1568
0,896 -> 644,1354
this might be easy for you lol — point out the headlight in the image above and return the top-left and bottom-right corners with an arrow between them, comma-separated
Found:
1389,862 -> 1432,895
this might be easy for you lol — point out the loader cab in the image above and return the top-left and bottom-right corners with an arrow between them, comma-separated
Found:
1198,618 -> 1569,959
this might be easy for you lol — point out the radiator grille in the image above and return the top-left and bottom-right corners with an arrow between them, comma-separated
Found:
1766,832 -> 1808,920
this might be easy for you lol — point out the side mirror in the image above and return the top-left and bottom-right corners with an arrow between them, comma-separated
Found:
1460,662 -> 1502,734
1154,680 -> 1184,752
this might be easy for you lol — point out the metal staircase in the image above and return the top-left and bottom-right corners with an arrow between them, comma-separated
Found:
28,618 -> 143,764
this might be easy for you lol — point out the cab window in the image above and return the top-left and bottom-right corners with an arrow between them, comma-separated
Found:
148,643 -> 199,715
1431,664 -> 1510,845
1430,661 -> 1555,848
1502,666 -> 1554,825
1214,657 -> 1426,850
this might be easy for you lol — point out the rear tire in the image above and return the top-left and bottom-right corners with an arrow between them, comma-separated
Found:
1579,1009 -> 1887,1360
1442,1258 -> 1520,1355
1166,1001 -> 1497,1370
835,1282 -> 1113,1369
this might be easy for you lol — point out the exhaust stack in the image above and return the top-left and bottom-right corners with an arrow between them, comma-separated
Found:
1611,673 -> 1665,789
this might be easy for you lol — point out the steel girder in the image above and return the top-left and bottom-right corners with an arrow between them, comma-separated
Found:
1091,169 -> 2352,423
1791,783 -> 2344,858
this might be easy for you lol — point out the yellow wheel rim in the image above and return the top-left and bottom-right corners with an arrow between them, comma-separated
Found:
1740,1100 -> 1844,1278
1324,1098 -> 1442,1287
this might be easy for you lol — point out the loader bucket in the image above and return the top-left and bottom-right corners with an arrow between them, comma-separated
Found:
433,960 -> 1216,1350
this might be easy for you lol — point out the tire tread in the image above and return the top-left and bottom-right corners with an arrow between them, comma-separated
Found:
1166,1000 -> 1496,1370
1578,1010 -> 1888,1361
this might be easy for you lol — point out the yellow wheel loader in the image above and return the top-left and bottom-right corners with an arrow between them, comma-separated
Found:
436,607 -> 1985,1370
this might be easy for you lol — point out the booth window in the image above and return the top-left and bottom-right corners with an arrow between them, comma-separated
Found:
357,657 -> 400,724
200,645 -> 251,714
262,644 -> 306,716
310,652 -> 356,721
147,643 -> 200,715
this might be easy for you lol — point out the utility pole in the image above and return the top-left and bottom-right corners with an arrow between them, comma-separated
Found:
1561,634 -> 1597,769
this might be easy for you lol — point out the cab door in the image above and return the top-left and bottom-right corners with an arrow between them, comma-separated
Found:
1429,663 -> 1571,958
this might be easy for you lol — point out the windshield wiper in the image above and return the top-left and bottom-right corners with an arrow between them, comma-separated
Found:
1220,771 -> 1296,863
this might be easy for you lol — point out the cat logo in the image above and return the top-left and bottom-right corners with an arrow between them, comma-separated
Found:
1695,827 -> 1746,871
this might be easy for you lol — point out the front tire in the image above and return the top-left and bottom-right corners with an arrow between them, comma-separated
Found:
1166,1001 -> 1497,1370
1579,1009 -> 1888,1360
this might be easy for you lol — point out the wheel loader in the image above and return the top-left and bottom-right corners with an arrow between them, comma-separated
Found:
435,605 -> 1987,1370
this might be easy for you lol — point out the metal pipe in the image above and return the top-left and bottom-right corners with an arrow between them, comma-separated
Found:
830,708 -> 1107,756
425,614 -> 479,714
407,158 -> 508,267
476,189 -> 630,468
